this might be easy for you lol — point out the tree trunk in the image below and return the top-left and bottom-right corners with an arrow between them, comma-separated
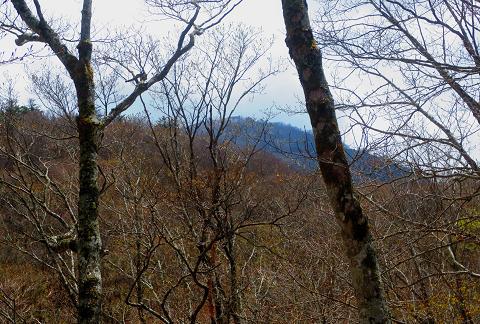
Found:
9,1 -> 102,322
280,1 -> 390,322
76,91 -> 102,324
75,38 -> 103,323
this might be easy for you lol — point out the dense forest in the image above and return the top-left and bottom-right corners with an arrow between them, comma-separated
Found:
1,0 -> 480,323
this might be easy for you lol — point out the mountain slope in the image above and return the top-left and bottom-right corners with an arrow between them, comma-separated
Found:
226,116 -> 407,182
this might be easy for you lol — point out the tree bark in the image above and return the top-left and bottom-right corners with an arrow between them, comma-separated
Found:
75,43 -> 102,323
280,1 -> 390,322
73,1 -> 103,322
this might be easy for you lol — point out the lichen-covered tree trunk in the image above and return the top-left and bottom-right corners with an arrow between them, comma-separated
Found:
74,52 -> 102,323
74,1 -> 102,322
280,1 -> 390,322
9,1 -> 102,321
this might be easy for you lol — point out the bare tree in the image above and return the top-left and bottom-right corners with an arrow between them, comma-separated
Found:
280,0 -> 390,322
310,1 -> 480,320
1,0 -> 242,322
97,25 -> 306,323
313,0 -> 480,178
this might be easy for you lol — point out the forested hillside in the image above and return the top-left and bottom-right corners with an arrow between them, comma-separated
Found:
227,116 -> 407,181
1,103 -> 479,323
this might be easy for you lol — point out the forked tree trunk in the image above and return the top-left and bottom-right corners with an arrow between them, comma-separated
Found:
10,0 -> 103,322
9,0 -> 203,322
280,1 -> 390,322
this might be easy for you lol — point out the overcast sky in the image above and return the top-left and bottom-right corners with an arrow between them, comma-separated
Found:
1,0 -> 315,128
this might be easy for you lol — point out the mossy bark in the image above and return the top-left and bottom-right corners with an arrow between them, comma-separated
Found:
75,40 -> 102,324
280,1 -> 390,322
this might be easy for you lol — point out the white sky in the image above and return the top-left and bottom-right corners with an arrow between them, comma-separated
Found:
1,0 -> 313,129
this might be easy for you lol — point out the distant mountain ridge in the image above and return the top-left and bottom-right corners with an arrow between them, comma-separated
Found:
225,116 -> 407,182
